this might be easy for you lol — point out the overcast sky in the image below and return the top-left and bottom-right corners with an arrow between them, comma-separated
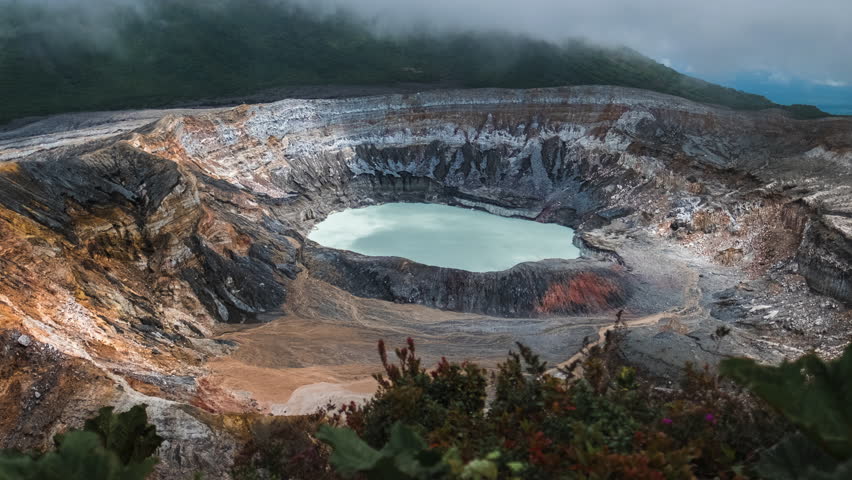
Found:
8,0 -> 852,87
293,0 -> 852,87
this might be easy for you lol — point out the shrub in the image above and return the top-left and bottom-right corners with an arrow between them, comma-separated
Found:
721,346 -> 852,478
231,412 -> 337,480
73,405 -> 163,465
317,421 -> 448,479
340,338 -> 487,448
0,405 -> 161,480
314,332 -> 790,479
0,431 -> 157,480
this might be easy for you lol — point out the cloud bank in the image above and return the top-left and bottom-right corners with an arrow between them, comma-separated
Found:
293,0 -> 852,84
5,0 -> 852,84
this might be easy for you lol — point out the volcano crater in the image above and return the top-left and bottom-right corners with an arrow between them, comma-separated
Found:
2,87 -> 852,476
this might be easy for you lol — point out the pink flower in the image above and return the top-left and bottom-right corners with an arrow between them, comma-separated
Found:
661,418 -> 673,425
705,413 -> 717,424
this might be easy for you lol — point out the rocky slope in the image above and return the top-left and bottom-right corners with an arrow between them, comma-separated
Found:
0,86 -> 850,478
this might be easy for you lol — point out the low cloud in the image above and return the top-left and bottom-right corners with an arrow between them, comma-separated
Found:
768,72 -> 792,85
293,0 -> 852,84
813,79 -> 848,88
4,0 -> 851,84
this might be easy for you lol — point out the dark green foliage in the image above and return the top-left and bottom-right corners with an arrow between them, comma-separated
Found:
491,343 -> 549,416
231,413 -> 336,480
754,433 -> 852,480
720,346 -> 852,460
314,335 -> 788,479
0,404 -> 161,480
317,422 -> 448,479
0,431 -> 156,480
77,405 -> 163,465
0,0 -> 828,125
721,345 -> 852,478
568,379 -> 641,452
782,104 -> 831,120
342,338 -> 487,448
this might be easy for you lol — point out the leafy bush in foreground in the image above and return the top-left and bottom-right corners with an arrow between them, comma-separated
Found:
75,405 -> 162,466
231,413 -> 337,480
4,333 -> 851,479
0,431 -> 156,480
317,331 -> 792,479
0,405 -> 162,480
316,334 -> 852,479
340,338 -> 487,449
721,346 -> 852,478
317,422 -> 448,479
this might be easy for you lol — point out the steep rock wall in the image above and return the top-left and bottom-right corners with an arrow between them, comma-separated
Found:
798,217 -> 852,303
302,245 -> 632,317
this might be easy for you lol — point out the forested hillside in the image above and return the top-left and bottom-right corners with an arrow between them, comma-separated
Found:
0,0 -> 828,124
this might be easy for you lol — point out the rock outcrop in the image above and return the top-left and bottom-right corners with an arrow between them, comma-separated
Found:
302,245 -> 632,316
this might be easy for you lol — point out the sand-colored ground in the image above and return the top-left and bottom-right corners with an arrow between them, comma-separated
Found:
203,275 -> 611,414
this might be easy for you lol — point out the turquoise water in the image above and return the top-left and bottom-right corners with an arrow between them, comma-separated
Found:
308,203 -> 579,272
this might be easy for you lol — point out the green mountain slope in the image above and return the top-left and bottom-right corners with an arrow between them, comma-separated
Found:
0,0 -> 828,125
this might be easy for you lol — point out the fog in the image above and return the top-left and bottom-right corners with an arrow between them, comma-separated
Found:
294,0 -> 852,85
4,0 -> 852,85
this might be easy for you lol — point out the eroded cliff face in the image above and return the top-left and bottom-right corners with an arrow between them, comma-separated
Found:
1,86 -> 851,478
301,246 -> 632,316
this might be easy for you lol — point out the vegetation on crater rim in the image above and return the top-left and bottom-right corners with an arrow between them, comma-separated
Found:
0,0 -> 829,126
7,324 -> 850,479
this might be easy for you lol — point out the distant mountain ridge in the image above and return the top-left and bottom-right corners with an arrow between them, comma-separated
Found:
0,0 -> 829,124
